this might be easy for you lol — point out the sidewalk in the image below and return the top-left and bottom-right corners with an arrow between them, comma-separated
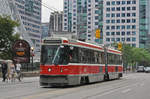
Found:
0,76 -> 39,84
0,70 -> 39,78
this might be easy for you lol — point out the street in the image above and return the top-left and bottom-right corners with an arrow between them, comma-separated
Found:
0,73 -> 150,99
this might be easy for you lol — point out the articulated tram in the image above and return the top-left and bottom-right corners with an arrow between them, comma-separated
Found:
40,37 -> 123,87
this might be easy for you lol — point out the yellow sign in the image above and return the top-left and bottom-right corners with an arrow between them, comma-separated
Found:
118,42 -> 122,50
16,51 -> 25,56
95,29 -> 100,38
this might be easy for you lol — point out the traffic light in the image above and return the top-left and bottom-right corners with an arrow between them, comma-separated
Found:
118,42 -> 122,51
95,29 -> 100,38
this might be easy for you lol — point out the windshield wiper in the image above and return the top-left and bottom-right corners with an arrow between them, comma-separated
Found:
52,47 -> 60,65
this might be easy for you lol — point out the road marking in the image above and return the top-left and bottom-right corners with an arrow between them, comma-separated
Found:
122,88 -> 131,93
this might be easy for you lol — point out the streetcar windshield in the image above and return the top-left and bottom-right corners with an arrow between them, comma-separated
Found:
41,45 -> 71,65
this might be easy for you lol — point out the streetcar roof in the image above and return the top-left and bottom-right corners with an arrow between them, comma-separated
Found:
42,37 -> 121,55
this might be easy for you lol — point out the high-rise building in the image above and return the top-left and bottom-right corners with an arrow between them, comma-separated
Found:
0,0 -> 42,59
63,0 -> 103,42
14,0 -> 42,54
41,23 -> 49,39
139,0 -> 150,49
49,11 -> 63,36
0,0 -> 12,16
64,0 -> 150,49
103,0 -> 139,47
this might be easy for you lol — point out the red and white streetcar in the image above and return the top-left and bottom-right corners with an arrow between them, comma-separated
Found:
40,37 -> 123,87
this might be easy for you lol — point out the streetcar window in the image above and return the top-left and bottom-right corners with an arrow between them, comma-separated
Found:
41,45 -> 58,65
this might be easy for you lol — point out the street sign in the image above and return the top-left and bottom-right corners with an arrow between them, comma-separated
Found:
12,40 -> 30,63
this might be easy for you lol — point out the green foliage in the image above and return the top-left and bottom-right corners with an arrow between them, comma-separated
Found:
0,15 -> 20,60
122,44 -> 150,68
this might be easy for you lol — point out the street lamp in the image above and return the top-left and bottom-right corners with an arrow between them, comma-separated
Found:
31,47 -> 34,71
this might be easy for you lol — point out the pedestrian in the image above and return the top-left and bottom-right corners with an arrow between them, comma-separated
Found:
16,62 -> 22,81
1,61 -> 8,82
10,62 -> 16,82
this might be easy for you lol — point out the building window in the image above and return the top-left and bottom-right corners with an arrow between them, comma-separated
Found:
132,7 -> 136,10
111,20 -> 115,23
106,1 -> 110,5
132,13 -> 136,17
127,38 -> 131,41
127,13 -> 130,17
122,13 -> 125,17
106,20 -> 110,23
116,38 -> 120,41
106,32 -> 110,36
106,8 -> 110,11
122,19 -> 125,23
116,7 -> 120,11
132,19 -> 136,23
117,19 -> 120,23
106,13 -> 110,17
111,26 -> 115,29
127,7 -> 130,11
122,7 -> 125,11
116,1 -> 120,5
122,1 -> 126,5
132,25 -> 136,29
132,37 -> 136,41
111,32 -> 115,35
132,31 -> 136,35
111,7 -> 115,11
116,13 -> 120,17
127,25 -> 131,29
132,0 -> 136,4
106,26 -> 110,30
111,38 -> 115,41
95,16 -> 98,20
111,13 -> 115,17
116,32 -> 120,35
127,31 -> 131,35
116,26 -> 120,29
111,1 -> 115,5
121,25 -> 125,29
127,19 -> 131,23
122,32 -> 125,35
122,38 -> 125,41
127,1 -> 131,4
106,38 -> 110,42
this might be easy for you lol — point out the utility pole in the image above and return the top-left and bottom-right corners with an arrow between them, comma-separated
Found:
104,44 -> 109,80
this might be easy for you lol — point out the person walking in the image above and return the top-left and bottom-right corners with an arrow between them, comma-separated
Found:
16,62 -> 22,81
1,61 -> 8,82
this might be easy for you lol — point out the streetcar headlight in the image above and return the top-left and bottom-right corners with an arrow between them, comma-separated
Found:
48,68 -> 52,72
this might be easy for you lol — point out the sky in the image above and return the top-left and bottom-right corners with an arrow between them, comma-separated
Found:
42,0 -> 63,23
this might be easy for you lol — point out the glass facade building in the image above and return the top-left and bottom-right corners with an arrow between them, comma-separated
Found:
139,0 -> 150,48
15,0 -> 42,53
0,0 -> 42,60
63,0 -> 103,43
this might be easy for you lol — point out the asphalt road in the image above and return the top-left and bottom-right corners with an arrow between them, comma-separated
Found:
0,73 -> 150,99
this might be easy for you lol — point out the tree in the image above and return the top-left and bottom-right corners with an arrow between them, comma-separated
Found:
122,44 -> 150,71
0,15 -> 20,59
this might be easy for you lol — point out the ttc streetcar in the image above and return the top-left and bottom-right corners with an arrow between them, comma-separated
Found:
40,37 -> 123,87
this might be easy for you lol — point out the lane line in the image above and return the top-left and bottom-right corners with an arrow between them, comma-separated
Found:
122,88 -> 131,93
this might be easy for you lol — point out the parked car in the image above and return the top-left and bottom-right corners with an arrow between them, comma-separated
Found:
145,67 -> 150,73
137,66 -> 145,72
